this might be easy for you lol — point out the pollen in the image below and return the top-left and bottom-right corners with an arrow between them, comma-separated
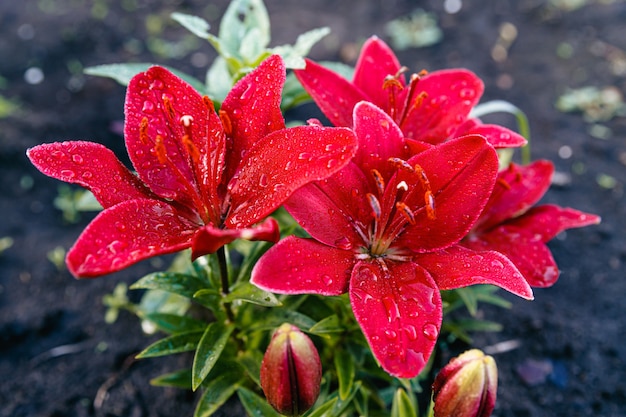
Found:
154,135 -> 167,164
371,169 -> 386,195
425,190 -> 436,220
219,110 -> 233,136
396,202 -> 416,225
139,117 -> 149,145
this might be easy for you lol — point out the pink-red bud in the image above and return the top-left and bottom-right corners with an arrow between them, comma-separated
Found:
432,349 -> 498,417
260,323 -> 322,416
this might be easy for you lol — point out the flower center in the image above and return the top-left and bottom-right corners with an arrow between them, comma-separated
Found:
364,158 -> 436,259
383,68 -> 429,131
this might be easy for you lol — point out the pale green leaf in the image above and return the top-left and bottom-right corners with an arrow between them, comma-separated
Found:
309,314 -> 344,335
391,388 -> 417,417
150,368 -> 192,389
271,27 -> 330,69
192,322 -> 234,390
171,12 -> 211,39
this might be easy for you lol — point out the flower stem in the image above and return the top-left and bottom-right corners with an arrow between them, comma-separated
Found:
216,246 -> 236,324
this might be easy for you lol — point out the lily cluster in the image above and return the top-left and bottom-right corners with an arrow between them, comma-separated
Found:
27,34 -> 599,416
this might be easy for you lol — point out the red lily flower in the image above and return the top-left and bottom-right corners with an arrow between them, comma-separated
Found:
251,102 -> 532,378
294,36 -> 527,149
461,160 -> 601,287
27,55 -> 357,278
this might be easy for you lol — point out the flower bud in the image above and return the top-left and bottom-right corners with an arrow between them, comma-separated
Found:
432,349 -> 498,417
260,323 -> 322,416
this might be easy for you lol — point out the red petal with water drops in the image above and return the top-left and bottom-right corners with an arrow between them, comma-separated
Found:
284,162 -> 372,249
504,204 -> 601,242
352,101 -> 408,179
125,66 -> 217,208
225,125 -> 357,228
251,236 -> 354,296
395,135 -> 498,252
475,161 -> 554,232
221,55 -> 286,176
416,245 -> 533,299
399,69 -> 484,143
26,141 -> 154,208
67,199 -> 197,278
466,123 -> 527,148
350,260 -> 442,379
294,58 -> 368,128
463,225 -> 560,288
352,36 -> 403,112
191,217 -> 279,259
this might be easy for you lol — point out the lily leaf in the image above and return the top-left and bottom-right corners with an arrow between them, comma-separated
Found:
141,312 -> 207,334
171,12 -> 211,39
194,367 -> 244,417
237,387 -> 282,417
192,322 -> 234,390
334,348 -> 355,400
131,272 -> 209,299
271,27 -> 330,69
136,329 -> 205,358
150,368 -> 192,389
223,282 -> 281,306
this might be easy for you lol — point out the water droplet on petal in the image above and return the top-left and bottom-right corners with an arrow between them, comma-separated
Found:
322,275 -> 334,285
404,325 -> 418,340
491,259 -> 504,270
114,222 -> 126,232
71,154 -> 83,164
259,173 -> 268,187
151,79 -> 164,90
327,159 -> 338,169
382,296 -> 401,322
81,171 -> 93,180
298,152 -> 312,161
142,100 -> 155,113
61,169 -> 75,178
334,236 -> 353,250
422,323 -> 439,340
385,329 -> 397,340
459,88 -> 476,99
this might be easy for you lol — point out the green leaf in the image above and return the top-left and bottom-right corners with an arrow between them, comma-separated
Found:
456,287 -> 478,317
238,350 -> 263,388
84,63 -> 207,93
223,282 -> 281,306
391,388 -> 417,417
237,387 -> 282,417
131,272 -> 209,299
304,398 -> 337,417
194,369 -> 244,417
171,12 -> 211,39
136,329 -> 205,358
220,0 -> 270,62
150,368 -> 192,389
192,322 -> 234,390
255,310 -> 317,332
206,56 -> 234,103
271,27 -> 330,69
309,314 -> 344,335
334,348 -> 355,401
141,312 -> 207,334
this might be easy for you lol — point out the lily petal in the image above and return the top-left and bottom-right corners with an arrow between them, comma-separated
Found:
26,141 -> 153,208
395,135 -> 498,252
284,162 -> 372,248
295,59 -> 368,127
125,66 -> 218,207
400,69 -> 484,143
353,36 -> 403,112
476,161 -> 554,231
67,199 -> 197,277
463,226 -> 560,288
191,217 -> 280,259
226,125 -> 357,227
353,101 -> 408,178
504,204 -> 601,242
350,260 -> 442,379
416,245 -> 534,299
221,54 -> 286,178
251,236 -> 354,296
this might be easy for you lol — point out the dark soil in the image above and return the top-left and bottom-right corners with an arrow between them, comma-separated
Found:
1,1 -> 624,416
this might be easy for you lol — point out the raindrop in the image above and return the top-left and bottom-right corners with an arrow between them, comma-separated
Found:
334,236 -> 353,250
61,169 -> 75,178
459,88 -> 476,99
385,329 -> 397,340
499,132 -> 511,141
151,79 -> 164,90
404,325 -> 418,340
114,222 -> 127,232
72,154 -> 84,164
382,296 -> 401,322
422,323 -> 439,340
327,159 -> 338,169
322,275 -> 334,286
51,150 -> 66,160
298,152 -> 312,161
490,259 -> 504,270
142,100 -> 155,113
81,171 -> 93,180
239,83 -> 254,103
258,173 -> 268,187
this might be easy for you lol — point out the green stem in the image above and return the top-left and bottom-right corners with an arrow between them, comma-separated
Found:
470,99 -> 532,164
216,246 -> 236,324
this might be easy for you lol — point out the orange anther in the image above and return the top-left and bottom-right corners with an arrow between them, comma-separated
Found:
371,169 -> 386,195
139,117 -> 149,145
219,110 -> 232,136
154,135 -> 167,164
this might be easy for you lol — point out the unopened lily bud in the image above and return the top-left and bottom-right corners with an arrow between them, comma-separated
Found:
432,349 -> 498,417
260,323 -> 322,416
